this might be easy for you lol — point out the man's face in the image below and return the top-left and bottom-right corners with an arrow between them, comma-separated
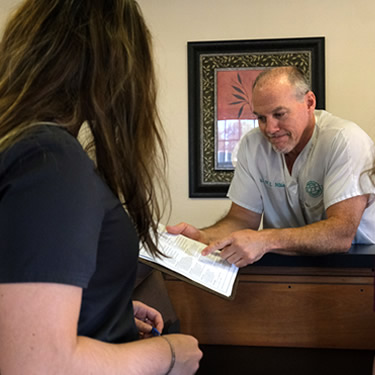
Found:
252,78 -> 316,155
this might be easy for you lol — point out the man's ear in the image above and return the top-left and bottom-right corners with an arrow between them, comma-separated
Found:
305,91 -> 316,111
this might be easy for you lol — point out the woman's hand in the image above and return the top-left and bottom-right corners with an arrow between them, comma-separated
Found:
133,300 -> 164,338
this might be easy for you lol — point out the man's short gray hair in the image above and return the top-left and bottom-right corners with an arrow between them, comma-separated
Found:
253,66 -> 311,101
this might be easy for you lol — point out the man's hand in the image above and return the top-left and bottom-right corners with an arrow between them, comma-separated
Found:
202,229 -> 267,268
166,222 -> 209,244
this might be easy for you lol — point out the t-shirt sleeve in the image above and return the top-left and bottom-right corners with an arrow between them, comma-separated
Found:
0,129 -> 102,287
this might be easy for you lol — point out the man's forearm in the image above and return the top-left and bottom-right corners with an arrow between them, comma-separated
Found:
201,217 -> 249,244
201,201 -> 362,267
263,196 -> 368,256
201,203 -> 262,244
262,217 -> 355,256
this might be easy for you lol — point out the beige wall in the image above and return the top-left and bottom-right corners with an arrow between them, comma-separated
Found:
1,0 -> 375,228
137,0 -> 375,227
0,0 -> 19,31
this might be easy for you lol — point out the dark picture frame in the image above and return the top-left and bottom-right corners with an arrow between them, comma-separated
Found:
188,37 -> 325,198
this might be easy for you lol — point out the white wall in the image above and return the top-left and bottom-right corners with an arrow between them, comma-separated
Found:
1,0 -> 374,228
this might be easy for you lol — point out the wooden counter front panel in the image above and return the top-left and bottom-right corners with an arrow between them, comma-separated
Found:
165,273 -> 375,350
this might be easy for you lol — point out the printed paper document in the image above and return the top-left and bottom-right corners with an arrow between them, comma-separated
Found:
139,225 -> 239,298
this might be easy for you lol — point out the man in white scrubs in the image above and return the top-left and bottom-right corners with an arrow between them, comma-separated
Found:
168,66 -> 375,267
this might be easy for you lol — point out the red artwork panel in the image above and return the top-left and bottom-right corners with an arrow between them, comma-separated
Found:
216,69 -> 264,120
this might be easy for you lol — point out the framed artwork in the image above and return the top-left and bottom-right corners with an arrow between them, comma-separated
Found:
188,37 -> 325,197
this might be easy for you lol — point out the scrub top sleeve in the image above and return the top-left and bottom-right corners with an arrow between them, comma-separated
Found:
323,127 -> 375,209
227,136 -> 263,214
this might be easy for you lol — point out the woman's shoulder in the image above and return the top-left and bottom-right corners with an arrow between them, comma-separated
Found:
0,124 -> 94,180
2,124 -> 86,164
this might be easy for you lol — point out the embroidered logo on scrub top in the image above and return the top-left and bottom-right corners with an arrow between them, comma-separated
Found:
305,180 -> 323,198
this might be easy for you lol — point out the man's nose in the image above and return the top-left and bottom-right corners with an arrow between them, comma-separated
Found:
264,117 -> 280,135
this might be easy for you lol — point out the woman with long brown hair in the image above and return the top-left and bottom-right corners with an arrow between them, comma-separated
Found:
0,0 -> 201,373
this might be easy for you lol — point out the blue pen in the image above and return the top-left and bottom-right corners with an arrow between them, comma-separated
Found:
151,327 -> 161,336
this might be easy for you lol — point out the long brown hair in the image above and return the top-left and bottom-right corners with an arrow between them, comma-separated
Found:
0,0 -> 168,256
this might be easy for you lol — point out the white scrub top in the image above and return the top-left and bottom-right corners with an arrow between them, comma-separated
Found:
228,110 -> 375,244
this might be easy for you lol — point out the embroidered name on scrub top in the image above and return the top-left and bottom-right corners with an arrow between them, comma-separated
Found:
259,178 -> 285,188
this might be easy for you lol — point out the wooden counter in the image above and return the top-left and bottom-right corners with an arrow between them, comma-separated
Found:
164,245 -> 375,350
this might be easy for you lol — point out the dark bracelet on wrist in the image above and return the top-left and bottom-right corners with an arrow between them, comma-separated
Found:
160,335 -> 175,375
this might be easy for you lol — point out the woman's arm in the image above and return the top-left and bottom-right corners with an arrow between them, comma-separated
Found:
0,282 -> 201,375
